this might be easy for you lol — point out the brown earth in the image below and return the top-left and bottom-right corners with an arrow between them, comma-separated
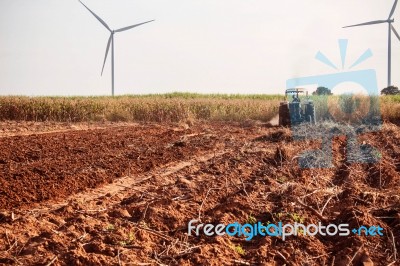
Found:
0,121 -> 399,265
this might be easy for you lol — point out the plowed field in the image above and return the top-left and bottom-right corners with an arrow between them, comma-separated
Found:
0,121 -> 399,265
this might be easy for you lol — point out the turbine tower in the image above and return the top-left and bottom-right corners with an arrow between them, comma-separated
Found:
79,1 -> 154,96
343,0 -> 400,87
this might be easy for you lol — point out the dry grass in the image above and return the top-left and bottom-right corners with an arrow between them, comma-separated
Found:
380,95 -> 400,122
0,93 -> 280,123
0,93 -> 398,123
312,95 -> 381,123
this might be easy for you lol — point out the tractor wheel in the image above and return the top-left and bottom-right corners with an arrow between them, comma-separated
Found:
307,115 -> 314,124
279,102 -> 290,127
309,106 -> 316,125
311,105 -> 316,124
304,104 -> 316,125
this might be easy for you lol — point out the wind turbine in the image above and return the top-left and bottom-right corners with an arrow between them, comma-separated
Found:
343,0 -> 400,87
79,0 -> 154,96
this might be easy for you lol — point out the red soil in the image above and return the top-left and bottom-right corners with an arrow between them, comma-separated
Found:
0,121 -> 399,265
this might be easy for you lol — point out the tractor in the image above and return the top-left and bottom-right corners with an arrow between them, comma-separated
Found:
278,88 -> 316,127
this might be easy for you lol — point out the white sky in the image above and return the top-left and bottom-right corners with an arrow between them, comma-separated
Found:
0,0 -> 399,96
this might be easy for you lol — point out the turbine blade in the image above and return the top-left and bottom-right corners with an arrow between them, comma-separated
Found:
79,0 -> 111,32
392,25 -> 400,41
114,20 -> 155,33
389,0 -> 398,19
101,34 -> 112,76
343,20 -> 388,28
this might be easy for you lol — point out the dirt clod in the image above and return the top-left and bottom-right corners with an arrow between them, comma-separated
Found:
0,121 -> 399,265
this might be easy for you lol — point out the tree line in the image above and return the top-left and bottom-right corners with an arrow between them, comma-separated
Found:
311,86 -> 399,95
